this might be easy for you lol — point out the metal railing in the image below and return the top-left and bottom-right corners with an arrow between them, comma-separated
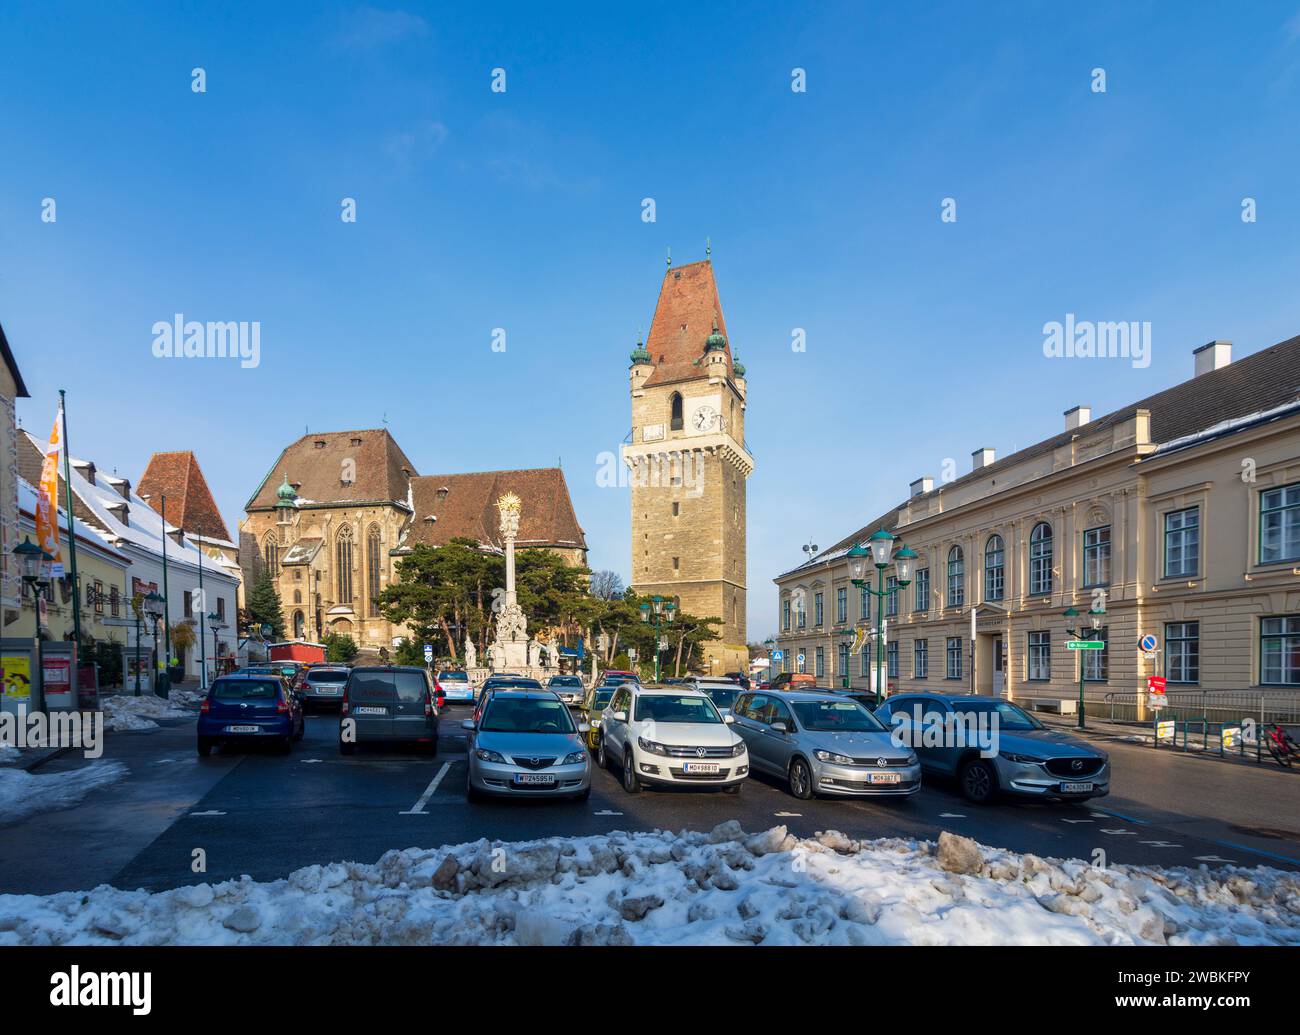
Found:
1101,689 -> 1300,726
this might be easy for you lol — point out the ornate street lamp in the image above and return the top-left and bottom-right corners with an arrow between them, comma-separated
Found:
1063,604 -> 1106,730
144,591 -> 165,697
206,611 -> 224,678
15,538 -> 52,712
639,594 -> 676,682
848,533 -> 915,708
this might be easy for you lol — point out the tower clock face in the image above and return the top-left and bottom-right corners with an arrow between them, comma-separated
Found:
691,405 -> 718,432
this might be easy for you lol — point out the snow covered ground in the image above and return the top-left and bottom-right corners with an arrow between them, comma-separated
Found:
0,761 -> 127,828
1,822 -> 1296,946
101,691 -> 199,731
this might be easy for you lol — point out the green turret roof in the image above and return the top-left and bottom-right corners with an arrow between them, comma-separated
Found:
629,340 -> 651,365
274,475 -> 297,508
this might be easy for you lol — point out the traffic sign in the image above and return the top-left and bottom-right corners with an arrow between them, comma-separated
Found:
422,644 -> 433,662
1147,676 -> 1166,694
770,649 -> 785,661
1139,633 -> 1158,652
1156,719 -> 1175,740
1066,640 -> 1105,650
1148,693 -> 1167,711
796,652 -> 806,666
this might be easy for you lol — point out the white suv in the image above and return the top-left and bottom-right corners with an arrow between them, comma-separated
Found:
596,684 -> 749,794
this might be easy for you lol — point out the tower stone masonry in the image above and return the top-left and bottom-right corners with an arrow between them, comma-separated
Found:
621,259 -> 752,676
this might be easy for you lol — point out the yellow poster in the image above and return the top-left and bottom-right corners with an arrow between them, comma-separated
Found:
2,654 -> 32,701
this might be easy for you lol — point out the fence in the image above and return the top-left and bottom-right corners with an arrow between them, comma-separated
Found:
1100,689 -> 1300,727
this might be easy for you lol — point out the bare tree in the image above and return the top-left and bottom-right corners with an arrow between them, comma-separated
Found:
589,569 -> 625,601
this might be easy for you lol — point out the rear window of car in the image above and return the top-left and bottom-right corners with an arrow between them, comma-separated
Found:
212,679 -> 280,700
440,671 -> 468,681
551,676 -> 582,686
308,670 -> 348,683
349,671 -> 429,702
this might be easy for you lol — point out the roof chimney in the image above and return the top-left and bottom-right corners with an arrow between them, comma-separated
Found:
971,447 -> 995,470
909,476 -> 934,497
1193,339 -> 1232,377
1064,405 -> 1091,432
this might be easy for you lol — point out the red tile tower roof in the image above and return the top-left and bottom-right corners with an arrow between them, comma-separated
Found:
138,451 -> 233,543
642,260 -> 733,386
405,468 -> 587,552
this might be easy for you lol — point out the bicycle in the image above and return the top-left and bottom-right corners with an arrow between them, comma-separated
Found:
1263,723 -> 1300,768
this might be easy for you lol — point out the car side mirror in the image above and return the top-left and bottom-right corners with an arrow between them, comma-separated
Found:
724,714 -> 736,725
612,710 -> 627,723
578,722 -> 590,733
460,719 -> 475,731
771,720 -> 788,733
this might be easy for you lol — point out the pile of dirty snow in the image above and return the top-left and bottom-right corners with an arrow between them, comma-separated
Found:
0,823 -> 1296,946
0,743 -> 19,765
0,761 -> 127,827
102,692 -> 197,731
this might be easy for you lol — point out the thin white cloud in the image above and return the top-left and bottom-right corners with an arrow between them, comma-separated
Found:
335,6 -> 430,50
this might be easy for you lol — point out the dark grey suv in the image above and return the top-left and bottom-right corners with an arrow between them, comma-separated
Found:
339,666 -> 439,755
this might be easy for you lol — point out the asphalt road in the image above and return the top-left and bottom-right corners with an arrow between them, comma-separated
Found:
2,703 -> 1298,896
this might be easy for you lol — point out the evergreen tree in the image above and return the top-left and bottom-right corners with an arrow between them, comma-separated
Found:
245,568 -> 286,640
323,632 -> 359,664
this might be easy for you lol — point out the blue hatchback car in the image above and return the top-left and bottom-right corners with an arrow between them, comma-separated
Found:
198,673 -> 304,756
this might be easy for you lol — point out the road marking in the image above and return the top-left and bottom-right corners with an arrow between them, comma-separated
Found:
1092,807 -> 1147,825
300,758 -> 323,764
1099,828 -> 1136,835
939,812 -> 966,818
594,810 -> 623,816
1193,855 -> 1237,864
1139,840 -> 1182,848
1213,840 -> 1300,867
190,810 -> 226,816
400,762 -> 451,815
1061,818 -> 1094,824
775,811 -> 802,817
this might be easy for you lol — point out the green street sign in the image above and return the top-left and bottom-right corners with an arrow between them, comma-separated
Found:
1066,640 -> 1105,650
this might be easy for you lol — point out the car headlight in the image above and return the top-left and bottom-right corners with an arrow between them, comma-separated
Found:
590,719 -> 601,727
731,741 -> 747,757
561,750 -> 587,765
1002,752 -> 1045,764
906,752 -> 918,765
814,749 -> 854,765
475,748 -> 506,763
638,736 -> 669,755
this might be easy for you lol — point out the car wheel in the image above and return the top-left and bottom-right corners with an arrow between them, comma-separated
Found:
959,758 -> 997,804
788,757 -> 815,800
197,738 -> 213,758
574,786 -> 591,802
466,779 -> 482,803
597,734 -> 609,770
339,740 -> 356,756
622,748 -> 641,794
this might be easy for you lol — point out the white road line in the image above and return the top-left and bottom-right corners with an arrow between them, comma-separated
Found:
300,758 -> 323,764
1100,828 -> 1136,835
774,811 -> 802,817
1194,854 -> 1237,863
190,810 -> 226,816
400,762 -> 451,814
939,812 -> 966,818
1139,839 -> 1182,848
594,809 -> 623,816
1061,818 -> 1094,824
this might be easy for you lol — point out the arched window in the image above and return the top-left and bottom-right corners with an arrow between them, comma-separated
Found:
947,545 -> 965,608
336,525 -> 354,604
293,610 -> 305,639
984,535 -> 1005,602
367,524 -> 382,617
293,589 -> 302,604
670,392 -> 684,431
1029,522 -> 1054,596
263,534 -> 279,578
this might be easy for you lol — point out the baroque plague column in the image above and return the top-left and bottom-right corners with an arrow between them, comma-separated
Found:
487,492 -> 533,674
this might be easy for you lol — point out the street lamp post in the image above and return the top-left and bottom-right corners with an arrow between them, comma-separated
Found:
639,595 -> 677,682
1063,604 -> 1106,730
848,532 -> 916,708
15,538 -> 52,714
143,591 -> 165,698
207,612 -> 224,678
763,637 -> 776,687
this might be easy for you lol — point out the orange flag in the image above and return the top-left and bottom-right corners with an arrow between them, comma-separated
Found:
35,402 -> 64,578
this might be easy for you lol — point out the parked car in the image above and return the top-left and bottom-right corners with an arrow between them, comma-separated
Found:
437,669 -> 475,704
339,666 -> 440,755
596,683 -> 748,794
577,682 -> 618,749
597,670 -> 640,690
731,690 -> 919,799
546,673 -> 585,705
463,690 -> 591,801
768,672 -> 817,691
198,673 -> 304,756
874,693 -> 1110,804
300,665 -> 350,711
685,676 -> 743,717
723,671 -> 751,690
472,676 -> 545,726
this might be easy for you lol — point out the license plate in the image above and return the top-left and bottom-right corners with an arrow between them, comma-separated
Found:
314,687 -> 339,695
869,772 -> 902,784
225,725 -> 260,733
1060,781 -> 1094,793
683,762 -> 720,774
354,706 -> 387,716
514,773 -> 556,785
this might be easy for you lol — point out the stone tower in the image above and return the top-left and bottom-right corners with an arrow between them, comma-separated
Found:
621,259 -> 752,675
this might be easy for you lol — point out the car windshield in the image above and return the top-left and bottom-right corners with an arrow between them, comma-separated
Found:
551,676 -> 582,686
591,690 -> 614,709
950,700 -> 1042,731
704,687 -> 737,709
350,671 -> 429,702
481,697 -> 575,734
212,679 -> 279,700
634,694 -> 722,724
309,671 -> 348,683
792,699 -> 887,732
440,671 -> 468,681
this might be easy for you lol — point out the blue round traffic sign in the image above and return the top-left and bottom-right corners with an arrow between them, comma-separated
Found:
1139,634 -> 1157,652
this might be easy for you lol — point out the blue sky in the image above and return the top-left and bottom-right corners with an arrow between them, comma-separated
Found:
3,1 -> 1300,639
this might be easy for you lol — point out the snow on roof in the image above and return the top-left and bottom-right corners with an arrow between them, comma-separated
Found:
1148,397 -> 1300,458
17,477 -> 129,563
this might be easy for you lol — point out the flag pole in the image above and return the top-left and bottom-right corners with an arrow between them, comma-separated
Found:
58,390 -> 83,653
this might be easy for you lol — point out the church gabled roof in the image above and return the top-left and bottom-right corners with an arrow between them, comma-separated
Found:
642,260 -> 733,387
138,451 -> 233,544
404,468 -> 587,553
244,429 -> 419,511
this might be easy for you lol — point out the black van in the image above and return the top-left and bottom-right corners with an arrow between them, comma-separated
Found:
339,666 -> 439,754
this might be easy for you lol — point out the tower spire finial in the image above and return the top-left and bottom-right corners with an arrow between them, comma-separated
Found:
706,236 -> 711,260
666,246 -> 672,268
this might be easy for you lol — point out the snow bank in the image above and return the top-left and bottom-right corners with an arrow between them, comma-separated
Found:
0,761 -> 127,827
102,692 -> 197,731
1,823 -> 1296,946
0,743 -> 19,765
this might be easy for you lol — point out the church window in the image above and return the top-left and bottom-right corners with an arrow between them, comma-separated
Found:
263,535 -> 279,578
672,502 -> 679,517
336,525 -> 354,604
367,524 -> 382,617
670,393 -> 683,431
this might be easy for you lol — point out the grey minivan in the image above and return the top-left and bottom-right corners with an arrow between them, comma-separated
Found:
339,666 -> 439,755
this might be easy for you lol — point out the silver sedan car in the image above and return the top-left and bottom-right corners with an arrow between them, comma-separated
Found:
730,690 -> 921,799
463,690 -> 591,801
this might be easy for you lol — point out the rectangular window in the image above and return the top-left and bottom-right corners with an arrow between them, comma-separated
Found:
798,599 -> 806,629
1083,626 -> 1108,682
109,585 -> 120,617
836,587 -> 847,625
93,580 -> 104,615
183,590 -> 192,618
946,637 -> 962,680
814,592 -> 824,627
984,539 -> 1004,601
1163,507 -> 1200,578
815,646 -> 825,678
861,646 -> 871,677
1261,615 -> 1300,686
1165,621 -> 1200,684
1082,526 -> 1111,587
913,568 -> 929,612
838,643 -> 849,681
1260,484 -> 1300,564
885,575 -> 899,617
947,551 -> 965,608
217,597 -> 226,621
860,585 -> 871,622
783,599 -> 791,631
887,641 -> 899,678
1028,630 -> 1051,681
914,638 -> 928,679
